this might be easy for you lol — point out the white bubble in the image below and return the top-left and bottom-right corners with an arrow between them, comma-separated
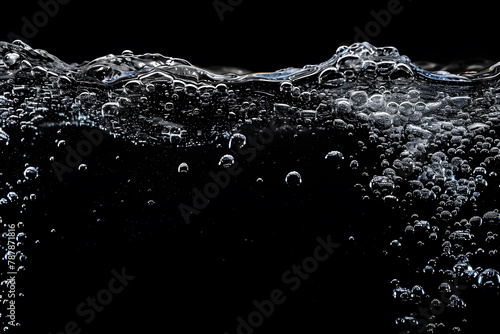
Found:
285,171 -> 302,186
178,162 -> 189,173
23,166 -> 38,180
229,133 -> 246,149
219,154 -> 235,168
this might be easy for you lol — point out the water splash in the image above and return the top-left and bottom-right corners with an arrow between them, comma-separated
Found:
2,40 -> 500,333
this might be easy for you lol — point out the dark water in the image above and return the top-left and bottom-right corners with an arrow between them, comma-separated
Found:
1,40 -> 500,333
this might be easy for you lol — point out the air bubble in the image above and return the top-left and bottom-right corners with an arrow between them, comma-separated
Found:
369,176 -> 395,194
483,211 -> 499,224
325,150 -> 344,160
219,154 -> 235,168
361,60 -> 378,78
390,64 -> 414,84
399,101 -> 414,116
318,68 -> 345,87
349,91 -> 368,108
23,166 -> 38,180
165,102 -> 174,112
4,53 -> 20,69
7,192 -> 18,202
371,112 -> 392,129
229,133 -> 247,149
285,171 -> 302,187
367,94 -> 386,111
477,268 -> 500,287
178,162 -> 189,173
280,81 -> 293,93
407,90 -> 420,102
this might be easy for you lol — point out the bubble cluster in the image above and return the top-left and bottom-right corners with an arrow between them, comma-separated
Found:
1,40 -> 500,332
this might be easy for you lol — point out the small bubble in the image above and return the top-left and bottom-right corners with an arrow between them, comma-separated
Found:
390,63 -> 414,84
325,151 -> 344,167
280,81 -> 293,93
4,53 -> 21,69
229,133 -> 247,149
177,162 -> 189,173
219,154 -> 235,168
285,171 -> 302,187
483,211 -> 499,224
7,192 -> 18,202
23,166 -> 38,180
165,102 -> 174,112
477,268 -> 500,287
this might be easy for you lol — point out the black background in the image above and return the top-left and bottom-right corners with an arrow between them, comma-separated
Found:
1,1 -> 499,334
0,0 -> 498,70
